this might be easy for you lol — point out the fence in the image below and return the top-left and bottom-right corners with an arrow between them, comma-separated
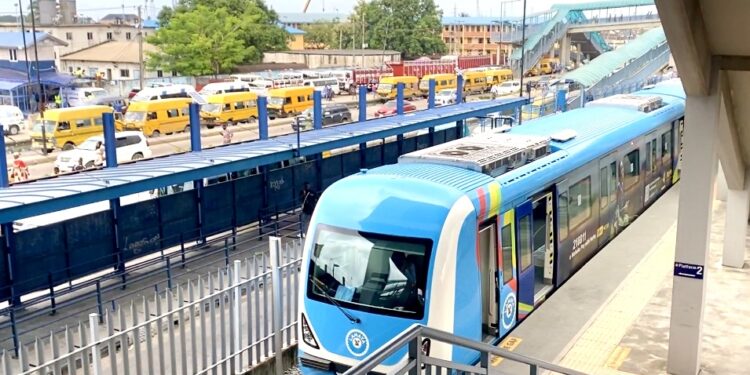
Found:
343,324 -> 586,375
2,236 -> 303,375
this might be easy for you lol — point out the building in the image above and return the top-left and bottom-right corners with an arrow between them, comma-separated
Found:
59,40 -> 163,80
0,22 -> 158,68
441,17 -> 517,64
263,49 -> 400,69
0,32 -> 73,112
99,13 -> 141,26
277,13 -> 346,30
285,26 -> 306,50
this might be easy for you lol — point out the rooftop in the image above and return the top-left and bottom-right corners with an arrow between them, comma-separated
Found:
269,49 -> 400,56
60,40 -> 157,64
283,25 -> 306,35
0,31 -> 67,49
277,12 -> 346,24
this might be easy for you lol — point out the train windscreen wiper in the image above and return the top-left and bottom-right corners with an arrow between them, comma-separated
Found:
312,279 -> 361,324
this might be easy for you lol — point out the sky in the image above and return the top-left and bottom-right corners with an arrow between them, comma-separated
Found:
0,0 -> 598,21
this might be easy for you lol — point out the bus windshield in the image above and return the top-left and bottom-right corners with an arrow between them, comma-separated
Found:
307,224 -> 431,319
268,97 -> 285,106
378,83 -> 393,92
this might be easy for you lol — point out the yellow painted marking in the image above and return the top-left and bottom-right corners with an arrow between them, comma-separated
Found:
605,346 -> 631,369
491,336 -> 523,366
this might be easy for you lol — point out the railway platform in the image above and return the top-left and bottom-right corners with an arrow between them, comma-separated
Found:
490,186 -> 749,375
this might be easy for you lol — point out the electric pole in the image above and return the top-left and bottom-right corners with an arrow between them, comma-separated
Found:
138,5 -> 144,90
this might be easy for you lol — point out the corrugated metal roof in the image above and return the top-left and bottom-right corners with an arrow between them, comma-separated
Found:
0,31 -> 65,49
0,97 -> 527,223
562,27 -> 667,87
368,163 -> 495,193
60,40 -> 157,64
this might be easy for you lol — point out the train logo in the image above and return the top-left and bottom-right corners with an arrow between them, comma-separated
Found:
345,329 -> 370,357
502,292 -> 516,330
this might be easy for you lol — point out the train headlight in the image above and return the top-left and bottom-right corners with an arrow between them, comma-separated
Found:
301,313 -> 319,349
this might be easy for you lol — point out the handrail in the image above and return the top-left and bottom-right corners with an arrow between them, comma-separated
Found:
343,324 -> 587,375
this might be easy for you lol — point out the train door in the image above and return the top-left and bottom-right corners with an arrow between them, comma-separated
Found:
598,152 -> 618,245
672,117 -> 685,184
616,143 -> 644,230
478,220 -> 499,337
531,193 -> 554,303
515,200 -> 534,320
644,131 -> 662,205
498,211 -> 517,336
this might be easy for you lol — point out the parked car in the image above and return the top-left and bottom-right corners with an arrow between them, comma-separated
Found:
0,105 -> 25,135
292,103 -> 352,131
435,89 -> 458,106
374,100 -> 417,117
54,131 -> 152,172
496,80 -> 522,95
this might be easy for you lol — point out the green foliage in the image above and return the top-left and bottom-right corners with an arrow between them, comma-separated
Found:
301,21 -> 344,49
146,6 -> 248,76
350,0 -> 446,59
147,0 -> 288,75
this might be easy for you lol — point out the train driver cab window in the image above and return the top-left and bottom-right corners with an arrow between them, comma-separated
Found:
622,150 -> 640,190
501,224 -> 513,284
568,176 -> 592,230
307,224 -> 432,319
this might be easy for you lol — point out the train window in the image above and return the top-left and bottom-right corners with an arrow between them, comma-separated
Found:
568,176 -> 592,230
519,216 -> 532,271
650,140 -> 658,172
501,224 -> 513,284
645,141 -> 651,174
558,192 -> 569,240
662,130 -> 672,158
600,167 -> 609,209
623,150 -> 640,190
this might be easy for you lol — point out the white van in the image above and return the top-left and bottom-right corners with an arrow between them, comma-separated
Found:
130,84 -> 198,102
61,87 -> 108,107
302,78 -> 340,95
0,105 -> 25,135
199,81 -> 251,96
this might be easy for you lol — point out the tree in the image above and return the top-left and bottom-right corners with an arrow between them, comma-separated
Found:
301,21 -> 339,49
155,0 -> 287,63
350,0 -> 446,59
146,6 -> 248,76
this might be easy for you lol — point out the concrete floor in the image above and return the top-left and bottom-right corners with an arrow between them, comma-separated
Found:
617,201 -> 750,375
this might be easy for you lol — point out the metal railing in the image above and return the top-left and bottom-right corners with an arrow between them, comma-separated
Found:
1,236 -> 303,375
343,324 -> 586,375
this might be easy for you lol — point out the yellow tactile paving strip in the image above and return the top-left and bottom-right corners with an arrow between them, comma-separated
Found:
556,224 -> 677,375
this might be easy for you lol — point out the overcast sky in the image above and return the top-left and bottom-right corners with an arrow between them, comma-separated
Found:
0,0 -> 599,20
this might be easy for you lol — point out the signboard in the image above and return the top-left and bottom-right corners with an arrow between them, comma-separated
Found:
673,262 -> 704,280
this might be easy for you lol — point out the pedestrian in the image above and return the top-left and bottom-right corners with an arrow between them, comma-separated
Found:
94,141 -> 104,167
490,84 -> 500,99
526,81 -> 532,97
299,182 -> 317,237
10,152 -> 29,182
29,93 -> 37,113
220,123 -> 233,145
54,93 -> 62,109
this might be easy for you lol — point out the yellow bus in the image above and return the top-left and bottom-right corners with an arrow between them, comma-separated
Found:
462,71 -> 489,94
119,98 -> 192,137
267,86 -> 314,119
31,105 -> 115,151
201,91 -> 258,128
377,76 -> 419,100
485,69 -> 514,85
418,73 -> 457,96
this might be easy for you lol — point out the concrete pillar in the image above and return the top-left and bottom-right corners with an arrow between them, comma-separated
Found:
667,91 -> 719,375
722,171 -> 750,268
575,43 -> 582,67
715,162 -> 728,202
560,35 -> 572,70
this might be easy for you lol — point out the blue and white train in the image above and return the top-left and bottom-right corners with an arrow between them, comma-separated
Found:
297,80 -> 686,373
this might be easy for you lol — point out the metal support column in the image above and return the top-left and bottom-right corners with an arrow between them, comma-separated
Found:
456,75 -> 464,104
0,125 -> 20,314
428,79 -> 436,109
189,103 -> 205,243
103,113 -> 125,278
358,85 -> 367,123
396,83 -> 405,115
313,91 -> 323,130
258,96 -> 269,140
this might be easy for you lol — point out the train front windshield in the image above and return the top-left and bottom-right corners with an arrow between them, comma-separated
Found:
307,224 -> 431,319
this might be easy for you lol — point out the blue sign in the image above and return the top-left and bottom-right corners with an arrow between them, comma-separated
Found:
674,262 -> 704,279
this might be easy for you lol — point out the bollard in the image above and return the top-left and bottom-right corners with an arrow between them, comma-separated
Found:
313,90 -> 323,130
456,75 -> 464,104
258,96 -> 269,140
102,113 -> 117,167
358,85 -> 367,122
428,79 -> 436,109
396,83 -> 405,115
189,103 -> 201,152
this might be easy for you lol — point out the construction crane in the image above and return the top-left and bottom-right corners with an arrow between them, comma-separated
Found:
302,0 -> 324,13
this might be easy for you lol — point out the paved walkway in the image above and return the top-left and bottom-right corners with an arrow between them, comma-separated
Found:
534,192 -> 749,375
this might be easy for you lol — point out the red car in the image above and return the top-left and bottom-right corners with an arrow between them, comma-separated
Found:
374,100 -> 417,117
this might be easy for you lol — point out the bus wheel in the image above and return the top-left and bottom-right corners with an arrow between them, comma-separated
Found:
63,142 -> 75,151
84,161 -> 95,169
248,116 -> 256,123
151,130 -> 161,138
184,125 -> 190,133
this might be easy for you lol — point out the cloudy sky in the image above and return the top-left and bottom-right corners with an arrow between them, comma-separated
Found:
0,0 -> 599,21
